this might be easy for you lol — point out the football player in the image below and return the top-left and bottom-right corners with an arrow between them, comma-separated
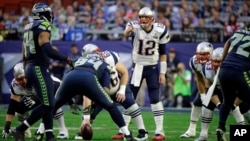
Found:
2,63 -> 71,140
11,2 -> 72,141
53,52 -> 135,141
180,42 -> 214,138
216,28 -> 250,141
194,48 -> 245,141
75,43 -> 148,141
123,7 -> 169,141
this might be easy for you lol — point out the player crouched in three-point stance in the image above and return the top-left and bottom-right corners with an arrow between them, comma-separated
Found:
194,47 -> 245,141
180,42 -> 214,138
2,63 -> 70,140
74,43 -> 148,141
123,7 -> 169,141
53,52 -> 135,141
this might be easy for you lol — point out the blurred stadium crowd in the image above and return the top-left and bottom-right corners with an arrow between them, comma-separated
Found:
0,0 -> 250,42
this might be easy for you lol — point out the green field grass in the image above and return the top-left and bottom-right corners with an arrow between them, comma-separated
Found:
0,106 -> 236,141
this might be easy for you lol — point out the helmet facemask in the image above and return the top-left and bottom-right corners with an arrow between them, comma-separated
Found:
138,15 -> 154,29
196,52 -> 211,64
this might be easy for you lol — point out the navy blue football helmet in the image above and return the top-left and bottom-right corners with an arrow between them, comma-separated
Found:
31,2 -> 54,23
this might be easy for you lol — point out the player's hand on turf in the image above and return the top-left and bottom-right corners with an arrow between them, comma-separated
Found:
2,129 -> 10,139
70,104 -> 81,115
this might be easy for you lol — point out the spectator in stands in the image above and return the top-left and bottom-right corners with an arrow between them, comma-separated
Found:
72,0 -> 82,13
207,9 -> 224,42
195,18 -> 209,42
92,16 -> 107,40
238,2 -> 250,16
18,17 -> 29,40
201,0 -> 212,18
18,6 -> 32,25
107,16 -> 125,41
4,11 -> 20,40
223,13 -> 241,41
181,17 -> 194,42
173,62 -> 192,108
164,48 -> 180,107
76,11 -> 93,40
156,6 -> 167,24
188,11 -> 199,27
57,14 -> 68,40
191,2 -> 204,18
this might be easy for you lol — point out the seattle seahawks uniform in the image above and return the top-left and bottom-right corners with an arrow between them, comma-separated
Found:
54,55 -> 129,130
217,29 -> 250,134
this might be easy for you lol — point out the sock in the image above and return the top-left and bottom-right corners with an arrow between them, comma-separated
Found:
127,104 -> 145,130
200,106 -> 213,138
54,108 -> 68,134
16,120 -> 30,132
120,126 -> 130,136
231,106 -> 245,125
151,101 -> 164,135
37,123 -> 45,134
45,129 -> 54,141
118,110 -> 132,133
188,105 -> 201,132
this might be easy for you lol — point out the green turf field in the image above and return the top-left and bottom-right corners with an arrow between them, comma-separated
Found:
0,106 -> 235,141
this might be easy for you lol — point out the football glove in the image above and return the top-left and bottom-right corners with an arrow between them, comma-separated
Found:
70,104 -> 81,115
2,129 -> 10,139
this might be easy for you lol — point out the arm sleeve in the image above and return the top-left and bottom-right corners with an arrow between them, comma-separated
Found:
159,44 -> 166,55
41,42 -> 67,61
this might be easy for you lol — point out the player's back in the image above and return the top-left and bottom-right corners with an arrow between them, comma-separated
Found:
74,56 -> 110,80
222,29 -> 250,71
130,21 -> 169,65
23,20 -> 52,67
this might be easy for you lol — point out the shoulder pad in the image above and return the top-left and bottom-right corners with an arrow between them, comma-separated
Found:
153,22 -> 166,33
102,51 -> 119,66
38,21 -> 51,31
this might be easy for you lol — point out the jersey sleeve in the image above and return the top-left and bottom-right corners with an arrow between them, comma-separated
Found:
159,25 -> 170,44
189,56 -> 198,71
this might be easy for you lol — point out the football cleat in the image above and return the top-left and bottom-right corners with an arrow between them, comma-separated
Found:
194,136 -> 208,141
152,134 -> 165,141
134,129 -> 148,141
112,132 -> 124,140
216,128 -> 227,141
11,129 -> 25,141
74,132 -> 83,140
33,130 -> 44,141
124,131 -> 136,141
24,128 -> 32,138
180,130 -> 196,138
57,132 -> 69,139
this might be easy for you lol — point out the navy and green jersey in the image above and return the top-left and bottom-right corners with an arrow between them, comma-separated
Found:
74,56 -> 111,88
222,30 -> 250,71
23,20 -> 52,67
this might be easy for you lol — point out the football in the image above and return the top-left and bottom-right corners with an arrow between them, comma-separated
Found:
81,124 -> 93,140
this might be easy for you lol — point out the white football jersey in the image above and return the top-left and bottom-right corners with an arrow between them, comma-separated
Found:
101,50 -> 120,95
127,21 -> 170,65
9,79 -> 36,96
203,61 -> 220,86
189,55 -> 205,77
9,75 -> 61,96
